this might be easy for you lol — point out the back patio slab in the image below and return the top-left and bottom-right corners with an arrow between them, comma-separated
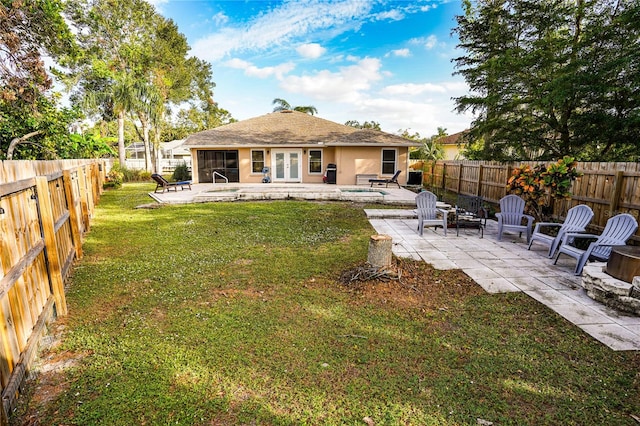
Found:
366,209 -> 640,351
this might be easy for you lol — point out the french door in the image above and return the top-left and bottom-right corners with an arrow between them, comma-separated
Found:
271,150 -> 302,182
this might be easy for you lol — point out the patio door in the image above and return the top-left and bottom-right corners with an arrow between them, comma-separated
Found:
272,150 -> 302,182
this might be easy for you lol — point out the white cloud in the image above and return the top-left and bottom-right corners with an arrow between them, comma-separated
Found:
192,0 -> 373,61
424,35 -> 439,50
341,93 -> 472,136
382,82 -> 447,95
409,35 -> 441,50
374,10 -> 404,21
224,58 -> 295,79
386,48 -> 411,58
279,57 -> 382,103
211,11 -> 229,26
296,43 -> 326,59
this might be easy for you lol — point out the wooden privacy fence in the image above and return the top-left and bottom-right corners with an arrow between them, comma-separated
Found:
0,160 -> 104,423
421,161 -> 640,242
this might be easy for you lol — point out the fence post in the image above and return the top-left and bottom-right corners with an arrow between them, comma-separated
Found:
35,177 -> 67,316
477,164 -> 484,197
457,164 -> 462,194
441,163 -> 447,190
76,166 -> 90,233
609,170 -> 625,215
63,170 -> 83,260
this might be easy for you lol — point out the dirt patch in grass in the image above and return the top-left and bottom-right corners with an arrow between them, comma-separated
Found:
339,256 -> 483,311
13,320 -> 88,426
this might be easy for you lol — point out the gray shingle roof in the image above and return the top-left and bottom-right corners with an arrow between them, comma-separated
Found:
183,111 -> 420,148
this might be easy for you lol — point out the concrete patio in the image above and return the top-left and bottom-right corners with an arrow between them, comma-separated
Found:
148,182 -> 420,205
148,184 -> 640,351
366,209 -> 640,351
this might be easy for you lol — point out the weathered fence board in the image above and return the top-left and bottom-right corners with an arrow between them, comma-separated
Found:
0,159 -> 103,424
421,161 -> 640,241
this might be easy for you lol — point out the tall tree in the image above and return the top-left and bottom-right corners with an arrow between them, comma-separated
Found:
66,0 -> 221,171
345,120 -> 382,130
0,0 -> 80,159
272,98 -> 318,115
453,0 -> 640,161
66,0 -> 157,165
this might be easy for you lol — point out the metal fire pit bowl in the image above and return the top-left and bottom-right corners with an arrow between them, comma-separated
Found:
606,245 -> 640,284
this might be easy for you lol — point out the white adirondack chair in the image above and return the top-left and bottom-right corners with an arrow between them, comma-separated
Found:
528,204 -> 594,258
496,195 -> 534,243
554,213 -> 638,275
416,191 -> 448,236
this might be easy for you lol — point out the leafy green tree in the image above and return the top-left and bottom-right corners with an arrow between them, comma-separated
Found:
272,98 -> 318,115
66,0 -> 156,164
169,101 -> 236,139
66,0 -> 221,171
405,128 -> 445,161
0,0 -> 80,159
345,120 -> 382,130
453,0 -> 640,161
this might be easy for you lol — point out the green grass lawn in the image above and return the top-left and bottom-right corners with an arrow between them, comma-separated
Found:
12,183 -> 640,425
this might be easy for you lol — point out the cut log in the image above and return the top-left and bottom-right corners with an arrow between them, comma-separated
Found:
367,234 -> 393,268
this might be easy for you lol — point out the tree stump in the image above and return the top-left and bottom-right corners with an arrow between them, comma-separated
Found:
367,234 -> 393,268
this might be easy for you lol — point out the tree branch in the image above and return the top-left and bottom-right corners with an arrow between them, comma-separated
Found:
6,130 -> 44,160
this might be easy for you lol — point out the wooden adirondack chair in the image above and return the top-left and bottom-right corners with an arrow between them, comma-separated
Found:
554,213 -> 638,275
496,195 -> 534,243
416,190 -> 448,236
528,204 -> 594,258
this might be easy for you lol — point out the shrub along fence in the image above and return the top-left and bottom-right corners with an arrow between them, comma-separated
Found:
421,161 -> 640,242
0,160 -> 104,424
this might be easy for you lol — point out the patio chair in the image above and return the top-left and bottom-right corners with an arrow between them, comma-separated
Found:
528,204 -> 594,258
151,173 -> 192,193
369,170 -> 401,188
554,213 -> 638,275
416,190 -> 448,236
496,194 -> 534,243
454,194 -> 488,238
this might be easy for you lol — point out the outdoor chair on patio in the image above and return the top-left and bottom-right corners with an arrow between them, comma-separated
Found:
554,213 -> 638,275
454,194 -> 488,238
151,173 -> 192,193
528,204 -> 594,258
369,170 -> 401,188
496,194 -> 534,243
416,190 -> 448,236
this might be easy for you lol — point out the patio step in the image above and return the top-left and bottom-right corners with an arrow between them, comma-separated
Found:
364,209 -> 417,219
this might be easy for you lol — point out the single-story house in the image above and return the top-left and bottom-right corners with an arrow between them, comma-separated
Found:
183,110 -> 421,185
439,130 -> 468,160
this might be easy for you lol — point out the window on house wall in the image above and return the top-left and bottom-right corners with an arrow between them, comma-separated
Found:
251,150 -> 265,173
308,149 -> 322,174
381,149 -> 397,174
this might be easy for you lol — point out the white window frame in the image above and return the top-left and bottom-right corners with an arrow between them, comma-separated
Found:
308,149 -> 323,174
381,148 -> 397,175
251,149 -> 266,174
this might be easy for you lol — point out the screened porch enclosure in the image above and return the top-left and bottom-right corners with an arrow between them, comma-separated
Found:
197,150 -> 240,183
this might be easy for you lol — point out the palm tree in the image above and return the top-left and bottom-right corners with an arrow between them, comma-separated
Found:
272,98 -> 318,115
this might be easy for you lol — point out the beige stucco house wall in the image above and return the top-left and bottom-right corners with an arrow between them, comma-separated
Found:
184,111 -> 419,186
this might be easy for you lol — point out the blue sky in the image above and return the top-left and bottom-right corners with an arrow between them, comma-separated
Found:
150,0 -> 472,137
